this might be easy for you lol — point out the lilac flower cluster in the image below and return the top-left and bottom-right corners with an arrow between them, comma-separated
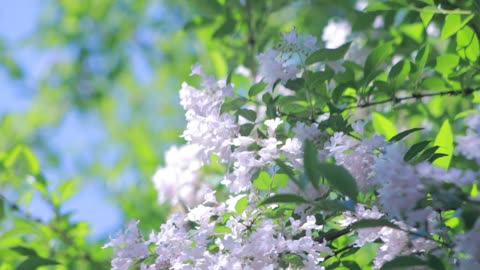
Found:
105,29 -> 480,270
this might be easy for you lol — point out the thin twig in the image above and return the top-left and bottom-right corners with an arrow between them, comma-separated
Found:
410,6 -> 475,15
352,87 -> 479,110
324,244 -> 355,261
314,227 -> 352,243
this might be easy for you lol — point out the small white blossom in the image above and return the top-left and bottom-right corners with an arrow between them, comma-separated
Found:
322,19 -> 351,49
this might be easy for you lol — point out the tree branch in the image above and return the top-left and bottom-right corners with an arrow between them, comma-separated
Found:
314,226 -> 352,243
352,87 -> 479,110
324,244 -> 355,261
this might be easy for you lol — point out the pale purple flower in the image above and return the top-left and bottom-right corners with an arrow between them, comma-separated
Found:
457,112 -> 480,164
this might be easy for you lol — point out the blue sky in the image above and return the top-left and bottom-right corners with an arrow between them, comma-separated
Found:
0,0 -> 122,239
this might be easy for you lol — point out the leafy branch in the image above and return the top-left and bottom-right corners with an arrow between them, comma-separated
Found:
0,193 -> 106,268
0,194 -> 43,223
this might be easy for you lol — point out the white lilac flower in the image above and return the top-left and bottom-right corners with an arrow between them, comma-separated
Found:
373,16 -> 385,29
180,65 -> 239,163
152,144 -> 211,207
426,23 -> 440,37
256,48 -> 299,86
265,117 -> 283,137
280,137 -> 303,169
339,204 -> 385,247
415,162 -> 477,187
374,144 -> 436,226
135,198 -> 331,269
370,221 -> 436,269
281,29 -> 318,53
326,132 -> 384,192
355,0 -> 368,11
304,35 -> 318,50
103,220 -> 151,270
456,112 -> 480,164
222,118 -> 287,192
282,29 -> 298,45
114,196 -> 332,269
352,120 -> 365,135
339,205 -> 436,269
256,30 -> 318,89
455,220 -> 480,270
292,122 -> 323,142
322,19 -> 351,49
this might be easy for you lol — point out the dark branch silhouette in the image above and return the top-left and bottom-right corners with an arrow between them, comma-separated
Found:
352,87 -> 479,110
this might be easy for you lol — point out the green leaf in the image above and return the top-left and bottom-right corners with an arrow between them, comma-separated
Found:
235,196 -> 248,213
372,112 -> 398,140
221,97 -> 248,113
16,256 -> 60,270
21,147 -> 40,175
275,159 -> 300,187
272,173 -> 288,188
239,123 -> 255,136
351,219 -> 399,230
380,255 -> 427,270
284,78 -> 305,91
461,204 -> 480,230
313,200 -> 353,212
238,109 -> 257,122
417,146 -> 440,161
306,69 -> 335,89
214,224 -> 232,234
11,246 -> 38,257
399,23 -> 424,43
429,153 -> 448,163
433,120 -> 453,168
317,162 -> 359,201
305,42 -> 352,64
420,77 -> 446,90
212,13 -> 236,38
420,7 -> 435,26
342,261 -> 362,270
50,180 -> 79,208
388,60 -> 411,88
364,43 -> 394,80
404,140 -> 431,161
441,14 -> 461,39
304,140 -> 322,189
4,145 -> 41,176
411,44 -> 430,82
389,128 -> 424,142
455,109 -> 478,120
426,255 -> 446,270
435,54 -> 459,77
279,99 -> 309,114
441,14 -> 474,40
456,26 -> 479,62
248,81 -> 266,97
364,3 -> 393,11
364,1 -> 406,11
183,16 -> 215,30
259,194 -> 309,205
253,171 -> 272,190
